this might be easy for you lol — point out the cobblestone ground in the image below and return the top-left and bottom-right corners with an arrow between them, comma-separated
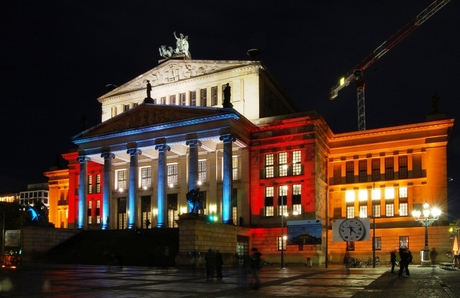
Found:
0,264 -> 458,297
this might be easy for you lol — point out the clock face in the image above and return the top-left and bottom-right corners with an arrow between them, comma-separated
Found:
338,219 -> 365,241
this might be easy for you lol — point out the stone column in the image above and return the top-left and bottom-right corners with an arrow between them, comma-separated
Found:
101,152 -> 114,230
186,139 -> 201,212
155,144 -> 170,228
77,155 -> 90,229
220,134 -> 235,224
127,148 -> 142,230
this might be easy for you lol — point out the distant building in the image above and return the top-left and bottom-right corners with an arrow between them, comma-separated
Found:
18,183 -> 49,207
44,40 -> 454,264
0,193 -> 18,203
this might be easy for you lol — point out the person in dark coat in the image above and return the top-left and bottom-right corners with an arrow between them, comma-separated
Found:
390,248 -> 398,273
250,248 -> 262,289
398,247 -> 412,277
205,249 -> 215,280
215,250 -> 223,279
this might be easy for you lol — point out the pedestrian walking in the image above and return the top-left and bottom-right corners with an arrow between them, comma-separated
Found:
398,247 -> 412,277
250,247 -> 262,289
215,250 -> 223,279
390,248 -> 398,273
205,248 -> 215,280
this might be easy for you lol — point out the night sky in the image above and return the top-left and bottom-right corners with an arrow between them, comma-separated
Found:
1,1 -> 459,217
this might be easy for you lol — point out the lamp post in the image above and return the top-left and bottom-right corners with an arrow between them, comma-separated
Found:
412,202 -> 441,263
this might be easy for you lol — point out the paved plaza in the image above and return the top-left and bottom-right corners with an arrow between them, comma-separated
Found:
0,263 -> 459,297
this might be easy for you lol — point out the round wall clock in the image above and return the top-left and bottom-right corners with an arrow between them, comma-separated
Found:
338,219 -> 366,241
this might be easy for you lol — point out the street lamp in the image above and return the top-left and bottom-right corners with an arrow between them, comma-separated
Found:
412,202 -> 442,263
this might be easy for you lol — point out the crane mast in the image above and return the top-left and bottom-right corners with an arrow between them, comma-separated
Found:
329,0 -> 450,131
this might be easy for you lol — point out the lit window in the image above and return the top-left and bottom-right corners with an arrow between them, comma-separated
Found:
277,236 -> 286,251
141,167 -> 152,189
346,206 -> 354,218
399,187 -> 408,198
359,205 -> 368,218
374,237 -> 382,250
198,160 -> 207,182
116,170 -> 127,191
279,152 -> 288,177
292,184 -> 301,215
292,150 -> 302,175
345,190 -> 355,202
88,175 -> 93,194
399,203 -> 408,216
373,204 -> 381,217
88,200 -> 92,224
385,187 -> 395,200
96,174 -> 101,193
265,154 -> 274,178
372,188 -> 381,201
232,156 -> 238,180
358,189 -> 368,201
265,187 -> 274,217
96,200 -> 101,224
399,236 -> 409,249
167,164 -> 178,186
111,106 -> 117,117
385,204 -> 394,216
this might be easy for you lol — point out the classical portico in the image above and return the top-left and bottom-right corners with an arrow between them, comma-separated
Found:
73,104 -> 254,230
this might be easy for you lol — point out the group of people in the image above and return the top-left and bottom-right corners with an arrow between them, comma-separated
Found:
205,249 -> 224,280
390,247 -> 413,277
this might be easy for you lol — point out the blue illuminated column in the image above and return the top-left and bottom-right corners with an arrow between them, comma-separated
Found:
186,139 -> 201,212
155,144 -> 170,228
220,134 -> 235,224
101,152 -> 114,230
127,148 -> 141,230
77,155 -> 90,230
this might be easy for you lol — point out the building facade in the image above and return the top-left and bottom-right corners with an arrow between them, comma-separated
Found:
44,53 -> 454,265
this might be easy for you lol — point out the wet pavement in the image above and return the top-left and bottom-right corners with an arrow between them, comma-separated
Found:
0,263 -> 458,297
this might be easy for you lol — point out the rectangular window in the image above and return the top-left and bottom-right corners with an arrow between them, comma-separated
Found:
118,197 -> 127,229
279,152 -> 288,177
292,184 -> 301,215
385,203 -> 394,217
399,155 -> 408,179
96,174 -> 101,193
232,189 -> 238,226
385,187 -> 395,200
359,205 -> 367,218
111,106 -> 117,117
88,200 -> 92,224
96,200 -> 101,224
333,207 -> 342,218
167,164 -> 178,187
399,202 -> 408,216
198,160 -> 207,183
161,97 -> 166,104
190,91 -> 196,106
372,158 -> 380,181
116,170 -> 127,191
346,161 -> 354,183
265,154 -> 274,178
123,104 -> 129,112
265,187 -> 274,217
346,206 -> 354,218
200,89 -> 207,106
359,160 -> 367,182
141,196 -> 152,229
170,95 -> 176,105
374,237 -> 382,250
385,157 -> 394,180
180,93 -> 186,105
292,150 -> 302,175
232,206 -> 238,226
211,86 -> 218,106
278,186 -> 288,216
88,175 -> 93,194
373,204 -> 381,217
141,167 -> 152,189
399,236 -> 409,249
345,190 -> 355,202
399,186 -> 408,199
277,236 -> 286,251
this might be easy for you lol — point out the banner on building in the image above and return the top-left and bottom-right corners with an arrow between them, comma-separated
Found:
332,218 -> 370,242
5,230 -> 21,247
286,220 -> 322,245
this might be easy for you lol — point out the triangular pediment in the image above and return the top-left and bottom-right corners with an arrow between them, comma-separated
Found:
73,104 -> 241,141
98,59 -> 260,101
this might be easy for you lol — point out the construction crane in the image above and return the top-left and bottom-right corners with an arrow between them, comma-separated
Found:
329,0 -> 450,131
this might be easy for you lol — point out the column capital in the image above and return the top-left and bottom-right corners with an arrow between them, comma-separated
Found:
101,152 -> 115,160
77,155 -> 91,163
186,139 -> 202,147
155,144 -> 171,152
127,148 -> 142,156
219,133 -> 235,143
